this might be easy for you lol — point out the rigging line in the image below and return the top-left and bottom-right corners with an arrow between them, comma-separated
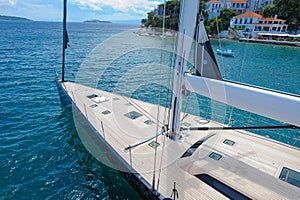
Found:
216,18 -> 226,78
124,128 -> 165,151
165,0 -> 182,127
152,0 -> 167,190
293,134 -> 300,146
163,46 -> 174,126
156,124 -> 167,191
180,92 -> 190,122
62,0 -> 67,82
246,112 -> 252,126
239,28 -> 252,82
162,8 -> 180,136
181,125 -> 299,131
164,18 -> 179,127
227,106 -> 234,126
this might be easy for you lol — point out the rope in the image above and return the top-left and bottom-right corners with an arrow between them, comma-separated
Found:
152,0 -> 167,190
157,0 -> 181,190
216,18 -> 226,78
239,28 -> 252,82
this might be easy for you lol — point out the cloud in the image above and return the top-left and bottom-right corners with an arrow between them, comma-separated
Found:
0,0 -> 17,6
70,0 -> 161,16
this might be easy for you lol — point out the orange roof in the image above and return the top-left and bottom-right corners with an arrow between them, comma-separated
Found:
265,17 -> 285,21
234,12 -> 263,18
228,0 -> 247,3
207,0 -> 222,3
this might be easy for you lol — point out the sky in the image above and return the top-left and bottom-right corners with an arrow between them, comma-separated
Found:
0,0 -> 164,22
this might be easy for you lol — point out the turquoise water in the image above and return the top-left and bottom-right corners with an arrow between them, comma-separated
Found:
0,21 -> 143,199
0,21 -> 299,199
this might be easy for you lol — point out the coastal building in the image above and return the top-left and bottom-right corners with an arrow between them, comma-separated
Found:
154,4 -> 164,17
230,12 -> 288,38
206,0 -> 224,20
256,16 -> 288,33
225,0 -> 248,14
247,0 -> 273,14
207,0 -> 274,20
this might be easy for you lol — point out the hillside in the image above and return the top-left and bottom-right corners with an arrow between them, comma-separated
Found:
0,15 -> 32,21
84,19 -> 112,23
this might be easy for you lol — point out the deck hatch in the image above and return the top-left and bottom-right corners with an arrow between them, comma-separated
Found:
102,110 -> 111,115
209,152 -> 222,160
223,139 -> 235,146
144,119 -> 154,125
148,141 -> 160,149
279,167 -> 300,188
90,104 -> 98,108
124,111 -> 142,119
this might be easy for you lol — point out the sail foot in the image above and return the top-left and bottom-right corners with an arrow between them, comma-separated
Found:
185,74 -> 300,127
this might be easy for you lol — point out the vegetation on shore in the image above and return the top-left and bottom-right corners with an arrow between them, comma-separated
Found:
206,9 -> 237,35
84,19 -> 112,23
141,0 -> 180,30
262,0 -> 300,31
0,15 -> 32,21
141,0 -> 299,34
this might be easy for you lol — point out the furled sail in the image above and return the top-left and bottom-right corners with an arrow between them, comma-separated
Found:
194,20 -> 222,80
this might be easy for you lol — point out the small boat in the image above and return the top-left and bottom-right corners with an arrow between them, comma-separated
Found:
217,48 -> 234,57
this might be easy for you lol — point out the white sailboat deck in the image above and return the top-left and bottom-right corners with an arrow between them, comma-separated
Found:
61,81 -> 300,199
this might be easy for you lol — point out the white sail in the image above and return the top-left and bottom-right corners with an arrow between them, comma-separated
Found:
169,0 -> 200,133
185,74 -> 300,127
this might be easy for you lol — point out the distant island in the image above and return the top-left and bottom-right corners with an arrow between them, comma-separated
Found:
84,19 -> 112,24
0,15 -> 32,21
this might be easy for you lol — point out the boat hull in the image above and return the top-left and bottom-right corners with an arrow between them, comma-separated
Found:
55,79 -> 300,199
216,49 -> 234,57
56,78 -> 161,200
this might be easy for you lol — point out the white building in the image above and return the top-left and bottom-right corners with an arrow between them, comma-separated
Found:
230,12 -> 288,38
207,0 -> 274,20
226,0 -> 248,14
248,0 -> 273,14
206,0 -> 224,20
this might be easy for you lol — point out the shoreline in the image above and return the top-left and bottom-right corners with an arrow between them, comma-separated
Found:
239,38 -> 300,47
136,28 -> 300,48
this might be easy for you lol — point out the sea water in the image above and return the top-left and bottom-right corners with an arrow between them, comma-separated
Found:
0,21 -> 299,199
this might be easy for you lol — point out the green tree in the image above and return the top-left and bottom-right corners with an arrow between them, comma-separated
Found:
206,9 -> 237,35
219,8 -> 238,30
141,1 -> 180,30
262,5 -> 276,18
273,0 -> 300,31
206,17 -> 222,35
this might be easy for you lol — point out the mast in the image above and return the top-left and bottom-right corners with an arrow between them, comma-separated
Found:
62,0 -> 68,82
169,0 -> 200,134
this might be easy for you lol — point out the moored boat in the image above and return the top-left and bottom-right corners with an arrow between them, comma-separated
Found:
217,48 -> 234,57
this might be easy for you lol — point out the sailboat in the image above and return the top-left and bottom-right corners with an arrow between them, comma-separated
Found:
56,0 -> 300,199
